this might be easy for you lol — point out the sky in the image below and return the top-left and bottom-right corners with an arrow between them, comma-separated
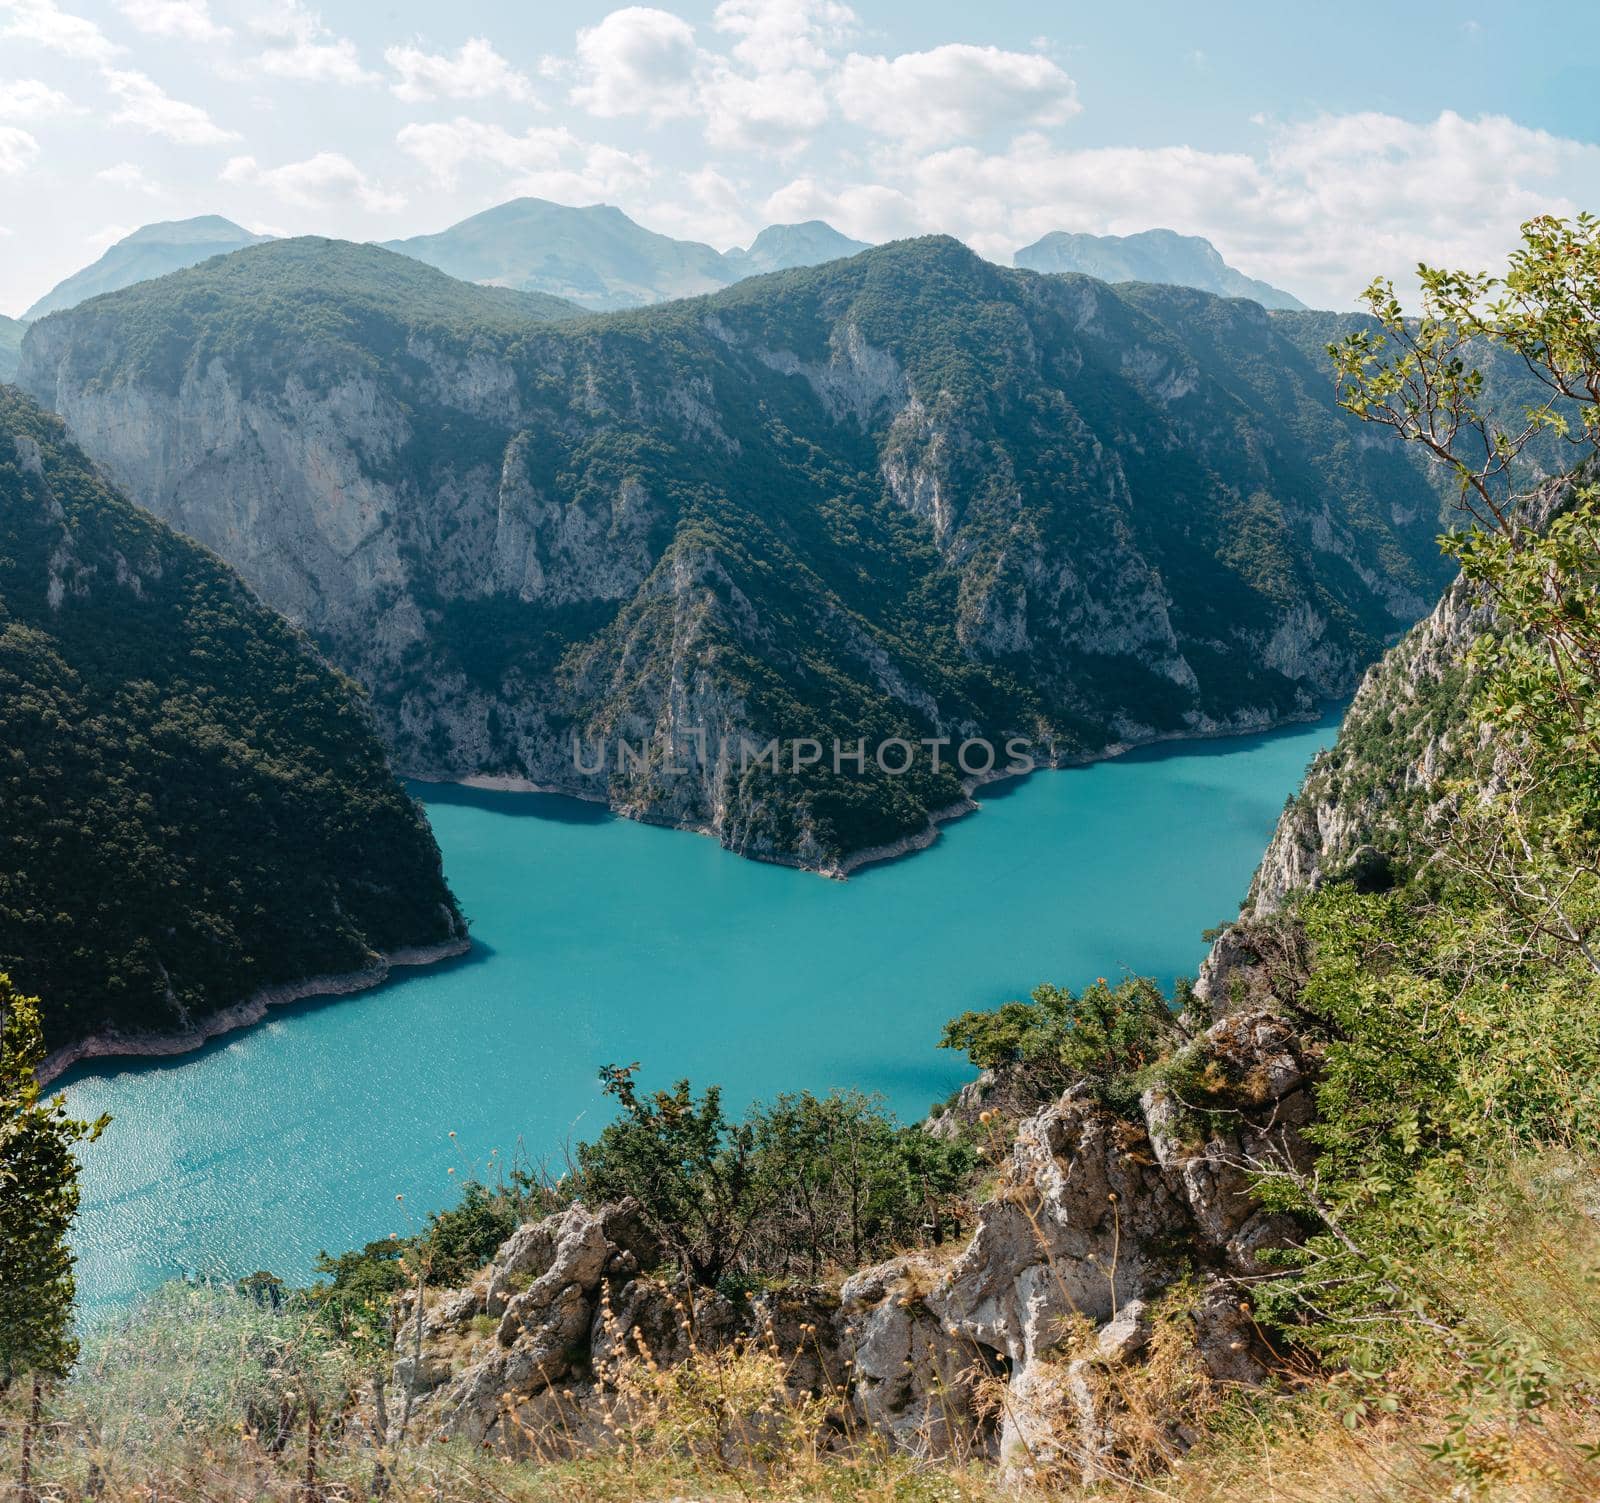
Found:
2,0 -> 1599,317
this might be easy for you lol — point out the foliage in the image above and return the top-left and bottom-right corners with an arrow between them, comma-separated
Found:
577,1065 -> 972,1288
0,974 -> 107,1384
421,1180 -> 520,1287
1238,214 -> 1600,1364
939,976 -> 1178,1112
0,387 -> 462,1049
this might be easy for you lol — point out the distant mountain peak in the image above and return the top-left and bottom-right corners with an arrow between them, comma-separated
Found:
385,198 -> 873,310
118,215 -> 264,247
1014,228 -> 1307,311
24,215 -> 272,321
724,221 -> 872,277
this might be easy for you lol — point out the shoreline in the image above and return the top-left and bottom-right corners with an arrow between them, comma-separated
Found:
430,703 -> 1339,881
39,937 -> 471,1088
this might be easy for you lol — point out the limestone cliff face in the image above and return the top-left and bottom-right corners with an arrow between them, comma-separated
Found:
393,1010 -> 1315,1487
20,236 -> 1453,869
1242,466 -> 1585,917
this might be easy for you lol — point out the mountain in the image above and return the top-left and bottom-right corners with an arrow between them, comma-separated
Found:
19,234 -> 1462,872
23,216 -> 272,322
1014,229 -> 1307,311
383,198 -> 732,311
722,221 -> 872,277
0,316 -> 23,381
0,384 -> 465,1061
385,199 -> 871,309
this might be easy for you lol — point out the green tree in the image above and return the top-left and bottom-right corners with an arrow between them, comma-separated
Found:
0,973 -> 108,1386
578,1065 -> 763,1287
940,976 -> 1177,1111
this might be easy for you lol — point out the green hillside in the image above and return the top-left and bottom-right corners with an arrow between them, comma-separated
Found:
0,386 -> 464,1052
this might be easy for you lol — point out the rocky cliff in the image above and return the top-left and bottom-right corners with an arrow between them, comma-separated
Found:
21,235 -> 1461,870
393,1009 -> 1314,1487
1243,465 -> 1588,917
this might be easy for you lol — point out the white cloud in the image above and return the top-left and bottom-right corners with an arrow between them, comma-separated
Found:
570,7 -> 698,120
698,62 -> 828,151
224,150 -> 405,212
251,0 -> 376,85
102,68 -> 238,144
96,159 -> 164,192
0,0 -> 119,62
640,164 -> 754,247
711,0 -> 856,71
116,0 -> 229,42
768,110 -> 1600,310
396,116 -> 653,204
385,36 -> 535,104
0,125 -> 40,175
0,77 -> 78,117
834,44 -> 1080,148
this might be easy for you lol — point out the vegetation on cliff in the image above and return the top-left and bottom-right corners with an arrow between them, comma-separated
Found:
0,386 -> 463,1052
20,233 -> 1499,867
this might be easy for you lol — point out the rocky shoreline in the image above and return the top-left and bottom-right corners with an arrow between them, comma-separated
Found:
37,938 -> 472,1087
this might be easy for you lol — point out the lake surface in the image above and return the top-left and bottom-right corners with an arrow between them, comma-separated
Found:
62,712 -> 1339,1316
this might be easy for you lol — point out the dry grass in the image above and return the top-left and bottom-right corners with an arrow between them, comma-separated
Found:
7,1156 -> 1600,1502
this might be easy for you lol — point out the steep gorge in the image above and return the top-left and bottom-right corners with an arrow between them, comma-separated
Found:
21,236 -> 1460,870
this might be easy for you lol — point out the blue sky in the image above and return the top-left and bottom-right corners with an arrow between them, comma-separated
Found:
2,0 -> 1598,315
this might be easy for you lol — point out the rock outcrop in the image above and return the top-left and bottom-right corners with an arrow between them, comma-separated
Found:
395,1008 -> 1315,1486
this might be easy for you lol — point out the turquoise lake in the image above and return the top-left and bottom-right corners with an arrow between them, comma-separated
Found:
61,712 -> 1339,1316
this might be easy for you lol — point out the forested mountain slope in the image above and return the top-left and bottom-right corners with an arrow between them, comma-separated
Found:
0,386 -> 464,1060
20,235 -> 1463,870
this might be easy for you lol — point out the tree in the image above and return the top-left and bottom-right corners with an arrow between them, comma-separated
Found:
0,973 -> 108,1387
1329,212 -> 1600,975
578,1065 -> 763,1287
940,976 -> 1177,1110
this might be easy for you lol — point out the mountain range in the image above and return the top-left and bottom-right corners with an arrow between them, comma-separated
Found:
18,233 -> 1459,871
1015,228 -> 1306,310
381,198 -> 873,309
16,202 -> 1308,328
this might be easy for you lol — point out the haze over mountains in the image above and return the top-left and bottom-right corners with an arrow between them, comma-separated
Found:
21,216 -> 272,322
382,199 -> 874,310
20,232 -> 1449,871
13,199 -> 1313,327
1014,229 -> 1307,310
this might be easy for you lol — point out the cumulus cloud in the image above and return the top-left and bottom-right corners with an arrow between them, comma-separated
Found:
251,0 -> 376,85
834,44 -> 1080,148
0,77 -> 79,117
0,125 -> 40,175
0,0 -> 119,62
764,110 -> 1600,309
569,7 -> 698,120
711,0 -> 856,71
385,37 -> 535,104
102,68 -> 238,144
223,150 -> 405,211
116,0 -> 229,43
396,115 -> 652,200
